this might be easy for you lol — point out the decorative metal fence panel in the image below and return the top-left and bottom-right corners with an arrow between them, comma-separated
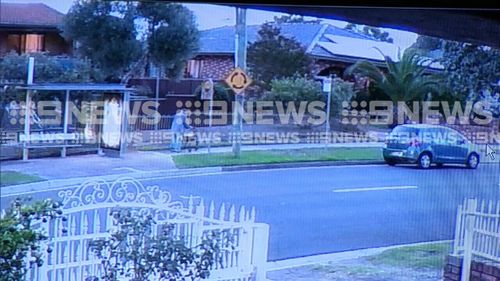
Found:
24,177 -> 269,281
452,198 -> 500,281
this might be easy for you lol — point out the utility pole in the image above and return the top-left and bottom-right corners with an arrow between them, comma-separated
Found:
232,7 -> 247,157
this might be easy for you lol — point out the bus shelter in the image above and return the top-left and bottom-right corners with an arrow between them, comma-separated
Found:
15,83 -> 134,160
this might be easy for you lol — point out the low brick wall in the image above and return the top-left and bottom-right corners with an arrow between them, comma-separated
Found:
444,255 -> 500,281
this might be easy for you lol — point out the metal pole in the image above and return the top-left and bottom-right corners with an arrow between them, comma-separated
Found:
120,91 -> 130,157
61,90 -> 70,157
325,75 -> 333,148
208,96 -> 213,154
154,65 -> 160,131
22,57 -> 35,161
232,7 -> 247,157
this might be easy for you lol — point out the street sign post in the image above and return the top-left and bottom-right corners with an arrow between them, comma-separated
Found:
323,76 -> 333,148
230,8 -> 248,157
201,79 -> 214,153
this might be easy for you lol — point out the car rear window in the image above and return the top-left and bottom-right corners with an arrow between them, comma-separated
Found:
390,126 -> 420,137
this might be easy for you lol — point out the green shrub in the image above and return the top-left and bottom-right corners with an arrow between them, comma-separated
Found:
0,52 -> 98,83
88,209 -> 233,281
0,198 -> 65,281
330,77 -> 356,117
265,76 -> 322,104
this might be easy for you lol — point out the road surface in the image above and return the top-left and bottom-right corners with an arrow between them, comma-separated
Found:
2,164 -> 499,261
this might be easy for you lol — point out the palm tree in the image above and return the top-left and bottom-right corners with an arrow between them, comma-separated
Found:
346,49 -> 441,102
345,49 -> 442,126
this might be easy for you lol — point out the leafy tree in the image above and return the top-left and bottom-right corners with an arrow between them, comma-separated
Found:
272,15 -> 321,24
0,52 -> 95,83
62,1 -> 199,83
410,35 -> 443,56
135,2 -> 200,79
61,0 -> 141,82
248,23 -> 313,90
88,209 -> 232,281
330,78 -> 356,118
411,35 -> 500,117
0,198 -> 65,281
345,23 -> 394,43
441,42 -> 499,103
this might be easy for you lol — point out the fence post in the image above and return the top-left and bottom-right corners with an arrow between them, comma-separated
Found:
252,223 -> 269,281
461,200 -> 477,281
453,204 -> 463,255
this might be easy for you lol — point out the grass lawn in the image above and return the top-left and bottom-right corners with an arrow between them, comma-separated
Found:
269,242 -> 451,281
0,171 -> 44,187
173,147 -> 382,168
367,242 -> 452,270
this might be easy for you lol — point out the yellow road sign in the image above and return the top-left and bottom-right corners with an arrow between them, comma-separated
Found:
225,67 -> 252,95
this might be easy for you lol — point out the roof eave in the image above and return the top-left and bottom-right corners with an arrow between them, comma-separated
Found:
0,24 -> 61,32
194,52 -> 234,56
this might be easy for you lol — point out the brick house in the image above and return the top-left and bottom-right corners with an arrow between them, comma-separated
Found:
0,2 -> 71,55
184,22 -> 441,81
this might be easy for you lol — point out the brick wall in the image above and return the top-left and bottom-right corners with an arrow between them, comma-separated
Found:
444,255 -> 500,281
194,56 -> 353,80
312,59 -> 351,76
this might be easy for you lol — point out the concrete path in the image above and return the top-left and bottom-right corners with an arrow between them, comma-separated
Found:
1,150 -> 176,181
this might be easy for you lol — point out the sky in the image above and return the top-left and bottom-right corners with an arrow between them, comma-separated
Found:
7,0 -> 418,49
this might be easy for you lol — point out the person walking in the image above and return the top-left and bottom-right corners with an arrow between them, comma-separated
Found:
170,109 -> 191,152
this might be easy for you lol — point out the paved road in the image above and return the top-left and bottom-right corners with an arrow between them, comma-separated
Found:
2,164 -> 499,261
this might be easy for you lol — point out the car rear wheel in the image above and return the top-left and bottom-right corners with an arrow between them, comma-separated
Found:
417,153 -> 432,169
466,153 -> 479,169
384,158 -> 397,166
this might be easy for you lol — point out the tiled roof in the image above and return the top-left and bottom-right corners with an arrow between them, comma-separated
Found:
198,22 -> 442,68
0,2 -> 64,27
318,34 -> 443,69
198,22 -> 373,54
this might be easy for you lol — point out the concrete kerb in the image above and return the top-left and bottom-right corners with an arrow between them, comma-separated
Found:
221,160 -> 386,172
1,160 -> 385,196
266,240 -> 453,271
3,158 -> 497,196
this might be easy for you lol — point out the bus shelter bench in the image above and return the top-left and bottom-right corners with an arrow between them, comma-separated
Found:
19,133 -> 82,149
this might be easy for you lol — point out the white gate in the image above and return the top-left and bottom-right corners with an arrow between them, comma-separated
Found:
452,198 -> 500,281
24,177 -> 269,281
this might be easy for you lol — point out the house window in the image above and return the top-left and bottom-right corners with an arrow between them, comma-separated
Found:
25,34 -> 44,53
6,34 -> 45,54
185,59 -> 203,78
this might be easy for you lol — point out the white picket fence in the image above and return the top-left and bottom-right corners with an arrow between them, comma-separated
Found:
23,177 -> 270,281
452,198 -> 500,281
